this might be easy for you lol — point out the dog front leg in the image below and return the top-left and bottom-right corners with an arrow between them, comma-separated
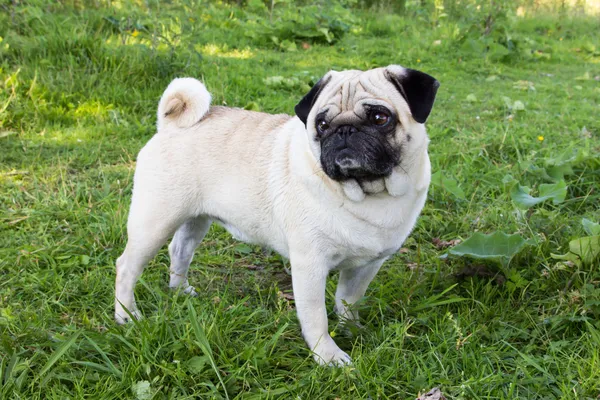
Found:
291,252 -> 351,366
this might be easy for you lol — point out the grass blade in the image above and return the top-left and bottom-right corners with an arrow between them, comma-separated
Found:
187,302 -> 229,400
39,331 -> 81,377
502,341 -> 553,380
83,335 -> 123,378
410,296 -> 469,311
268,322 -> 289,357
71,361 -> 118,375
410,284 -> 468,311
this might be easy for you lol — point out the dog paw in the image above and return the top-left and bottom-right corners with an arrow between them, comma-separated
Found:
115,308 -> 142,325
312,339 -> 352,366
182,285 -> 198,296
170,284 -> 198,297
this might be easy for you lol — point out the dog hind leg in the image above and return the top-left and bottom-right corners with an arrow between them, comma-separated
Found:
168,216 -> 212,296
115,203 -> 185,324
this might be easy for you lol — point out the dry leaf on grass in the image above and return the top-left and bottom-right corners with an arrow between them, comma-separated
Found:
406,262 -> 419,270
416,387 -> 446,400
278,291 -> 294,301
432,237 -> 461,249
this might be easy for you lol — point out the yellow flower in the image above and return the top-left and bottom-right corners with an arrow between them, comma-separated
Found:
559,37 -> 563,41
131,29 -> 140,37
537,135 -> 544,141
417,59 -> 421,63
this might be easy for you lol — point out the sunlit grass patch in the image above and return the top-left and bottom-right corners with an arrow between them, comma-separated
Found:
197,43 -> 255,59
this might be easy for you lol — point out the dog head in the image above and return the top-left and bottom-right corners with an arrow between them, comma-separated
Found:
295,65 -> 439,197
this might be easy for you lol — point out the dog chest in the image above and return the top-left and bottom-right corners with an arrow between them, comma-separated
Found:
315,190 -> 426,269
331,226 -> 410,270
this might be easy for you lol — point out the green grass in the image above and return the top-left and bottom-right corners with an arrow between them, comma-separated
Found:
1,1 -> 600,398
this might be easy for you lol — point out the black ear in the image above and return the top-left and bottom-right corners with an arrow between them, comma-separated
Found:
295,75 -> 331,126
385,67 -> 440,124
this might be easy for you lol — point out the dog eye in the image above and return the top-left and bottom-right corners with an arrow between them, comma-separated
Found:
316,119 -> 330,133
372,112 -> 390,126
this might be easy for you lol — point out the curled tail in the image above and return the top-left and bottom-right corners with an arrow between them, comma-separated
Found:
157,78 -> 211,131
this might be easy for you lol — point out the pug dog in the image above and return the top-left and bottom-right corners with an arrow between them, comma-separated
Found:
115,65 -> 439,365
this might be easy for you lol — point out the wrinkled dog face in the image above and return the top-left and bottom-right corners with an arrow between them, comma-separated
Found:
314,94 -> 400,182
295,66 -> 439,185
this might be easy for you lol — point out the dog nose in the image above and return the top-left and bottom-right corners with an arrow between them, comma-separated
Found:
336,125 -> 358,137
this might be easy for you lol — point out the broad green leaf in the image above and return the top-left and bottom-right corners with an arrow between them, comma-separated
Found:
519,161 -> 573,182
318,28 -> 333,43
501,96 -> 513,108
550,250 -> 580,265
466,94 -> 477,102
234,244 -> 253,254
510,185 -> 538,208
545,164 -> 574,181
582,219 -> 600,236
569,236 -> 600,265
510,180 -> 567,209
521,163 -> 551,181
502,174 -> 517,184
512,100 -> 525,111
431,171 -> 466,200
243,101 -> 261,111
186,355 -> 209,373
448,232 -> 528,267
487,42 -> 510,60
522,153 -> 576,182
132,381 -> 153,400
543,148 -> 594,181
538,181 -> 568,202
280,39 -> 297,52
551,235 -> 600,266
